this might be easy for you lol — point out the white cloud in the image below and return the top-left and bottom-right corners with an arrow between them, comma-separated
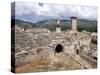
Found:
36,3 -> 50,16
15,2 -> 37,15
15,2 -> 97,20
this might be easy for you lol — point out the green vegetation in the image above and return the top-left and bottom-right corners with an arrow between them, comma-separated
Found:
36,19 -> 97,32
13,19 -> 97,32
77,19 -> 97,32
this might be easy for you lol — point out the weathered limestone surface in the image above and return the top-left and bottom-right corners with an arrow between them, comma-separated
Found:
12,27 -> 97,73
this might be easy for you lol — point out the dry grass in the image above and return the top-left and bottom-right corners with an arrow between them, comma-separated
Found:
15,54 -> 84,73
16,58 -> 51,73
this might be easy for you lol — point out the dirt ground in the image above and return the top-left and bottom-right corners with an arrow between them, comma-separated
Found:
15,53 -> 97,73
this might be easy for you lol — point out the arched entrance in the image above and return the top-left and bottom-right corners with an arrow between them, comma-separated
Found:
76,49 -> 79,55
55,44 -> 63,53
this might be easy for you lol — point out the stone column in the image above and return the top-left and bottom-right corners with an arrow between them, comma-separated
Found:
56,19 -> 61,33
71,16 -> 77,31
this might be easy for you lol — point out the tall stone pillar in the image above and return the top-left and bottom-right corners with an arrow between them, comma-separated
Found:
56,18 -> 61,33
71,16 -> 77,31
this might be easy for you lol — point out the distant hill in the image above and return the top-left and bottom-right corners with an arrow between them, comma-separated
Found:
77,19 -> 97,32
36,19 -> 97,32
11,19 -> 37,29
12,19 -> 97,32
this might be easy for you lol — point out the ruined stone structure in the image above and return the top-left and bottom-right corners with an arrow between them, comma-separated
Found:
12,17 -> 97,73
71,16 -> 77,31
56,18 -> 61,33
25,28 -> 50,33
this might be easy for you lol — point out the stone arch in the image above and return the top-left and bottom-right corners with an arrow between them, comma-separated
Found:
76,49 -> 79,55
55,44 -> 63,53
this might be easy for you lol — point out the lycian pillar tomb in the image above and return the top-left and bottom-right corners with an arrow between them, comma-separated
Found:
56,18 -> 61,33
71,16 -> 77,31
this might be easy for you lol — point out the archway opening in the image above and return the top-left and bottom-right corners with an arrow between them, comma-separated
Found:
55,44 -> 63,53
76,49 -> 79,55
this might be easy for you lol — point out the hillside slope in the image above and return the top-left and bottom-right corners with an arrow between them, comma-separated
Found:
12,19 -> 97,32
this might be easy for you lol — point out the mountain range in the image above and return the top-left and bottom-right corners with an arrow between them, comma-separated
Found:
12,19 -> 97,32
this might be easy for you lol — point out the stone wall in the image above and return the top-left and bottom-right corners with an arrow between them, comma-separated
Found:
13,28 -> 97,68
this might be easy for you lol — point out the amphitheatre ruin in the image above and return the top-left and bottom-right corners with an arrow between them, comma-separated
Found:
11,16 -> 97,73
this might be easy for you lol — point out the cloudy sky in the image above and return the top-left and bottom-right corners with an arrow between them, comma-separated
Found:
12,2 -> 97,23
